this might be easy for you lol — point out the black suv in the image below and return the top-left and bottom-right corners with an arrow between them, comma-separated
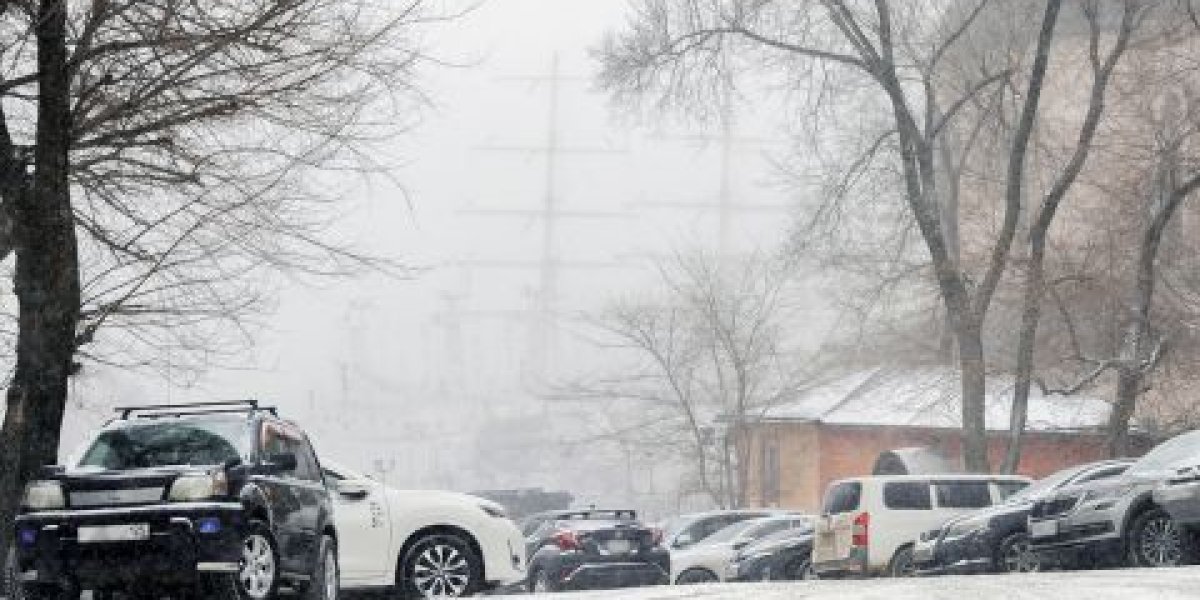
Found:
9,401 -> 338,600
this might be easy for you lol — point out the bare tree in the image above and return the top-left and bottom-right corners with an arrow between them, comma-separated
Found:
0,0 -> 441,555
560,251 -> 809,508
597,0 -> 1069,471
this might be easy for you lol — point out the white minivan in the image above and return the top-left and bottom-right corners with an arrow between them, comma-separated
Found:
812,474 -> 1029,577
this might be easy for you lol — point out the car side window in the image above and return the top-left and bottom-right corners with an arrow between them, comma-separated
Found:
290,437 -> 322,483
994,480 -> 1028,501
883,481 -> 932,510
260,424 -> 299,478
934,481 -> 992,508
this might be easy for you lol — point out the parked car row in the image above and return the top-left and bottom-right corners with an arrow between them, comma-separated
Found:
828,428 -> 1200,581
6,401 -> 528,600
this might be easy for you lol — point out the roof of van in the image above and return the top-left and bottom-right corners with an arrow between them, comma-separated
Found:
755,366 -> 1108,432
829,474 -> 1032,484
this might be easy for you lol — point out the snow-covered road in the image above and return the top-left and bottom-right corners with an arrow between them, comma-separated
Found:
493,567 -> 1200,599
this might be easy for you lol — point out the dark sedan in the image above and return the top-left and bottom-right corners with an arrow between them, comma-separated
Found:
913,459 -> 1132,575
729,526 -> 814,582
522,509 -> 669,593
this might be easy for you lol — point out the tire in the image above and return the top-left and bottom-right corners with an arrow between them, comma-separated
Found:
400,533 -> 482,598
5,545 -> 77,600
888,546 -> 916,578
527,568 -> 556,594
199,520 -> 281,600
996,533 -> 1041,573
674,568 -> 719,585
774,555 -> 812,581
301,535 -> 339,600
1127,507 -> 1189,568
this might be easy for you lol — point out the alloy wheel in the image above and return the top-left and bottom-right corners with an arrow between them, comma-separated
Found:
412,543 -> 471,597
1138,515 -> 1183,567
240,534 -> 277,599
1002,537 -> 1040,573
323,545 -> 338,600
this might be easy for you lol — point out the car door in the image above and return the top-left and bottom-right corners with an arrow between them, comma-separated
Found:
813,481 -> 863,567
259,422 -> 309,575
324,466 -> 393,582
288,434 -> 328,575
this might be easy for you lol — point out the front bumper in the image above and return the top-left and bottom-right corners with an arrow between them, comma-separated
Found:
14,503 -> 245,588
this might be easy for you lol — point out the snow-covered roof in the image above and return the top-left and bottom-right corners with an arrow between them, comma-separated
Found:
757,366 -> 1110,432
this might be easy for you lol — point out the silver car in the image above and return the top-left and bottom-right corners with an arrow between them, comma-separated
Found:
1027,430 -> 1200,569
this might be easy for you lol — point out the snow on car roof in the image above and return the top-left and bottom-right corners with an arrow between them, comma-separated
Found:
757,365 -> 1109,432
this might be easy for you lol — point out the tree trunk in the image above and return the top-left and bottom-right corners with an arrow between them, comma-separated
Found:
957,319 -> 991,473
0,0 -> 77,555
1107,367 -> 1141,457
1003,237 -> 1047,473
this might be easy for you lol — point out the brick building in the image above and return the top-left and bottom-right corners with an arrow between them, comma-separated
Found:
738,366 -> 1152,512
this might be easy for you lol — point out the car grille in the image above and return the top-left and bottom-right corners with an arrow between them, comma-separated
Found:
70,487 -> 165,508
1031,495 -> 1079,519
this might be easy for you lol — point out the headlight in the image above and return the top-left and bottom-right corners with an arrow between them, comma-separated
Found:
480,502 -> 508,519
1082,484 -> 1135,504
169,471 -> 228,502
21,481 -> 65,510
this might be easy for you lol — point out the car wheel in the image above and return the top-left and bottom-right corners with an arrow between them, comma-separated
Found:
1128,507 -> 1186,568
674,568 -> 719,585
199,520 -> 281,600
301,535 -> 339,600
527,568 -> 556,594
400,533 -> 482,598
998,533 -> 1040,573
5,546 -> 77,600
888,546 -> 916,578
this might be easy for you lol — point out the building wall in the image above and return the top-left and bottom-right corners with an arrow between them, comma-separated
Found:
741,422 -> 1142,513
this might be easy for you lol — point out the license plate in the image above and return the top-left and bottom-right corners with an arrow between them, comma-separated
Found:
78,523 -> 150,543
1028,519 -> 1058,539
606,539 -> 632,554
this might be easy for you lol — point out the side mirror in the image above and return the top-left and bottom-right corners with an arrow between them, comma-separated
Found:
336,479 -> 370,500
261,453 -> 297,475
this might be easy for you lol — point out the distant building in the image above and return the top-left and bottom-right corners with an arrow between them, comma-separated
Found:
737,366 -> 1154,512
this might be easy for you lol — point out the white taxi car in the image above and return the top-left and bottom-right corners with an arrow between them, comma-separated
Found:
322,461 -> 526,598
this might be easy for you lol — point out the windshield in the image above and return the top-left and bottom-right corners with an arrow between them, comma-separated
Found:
1009,466 -> 1085,502
702,519 -> 764,546
78,419 -> 251,470
1130,431 -> 1200,475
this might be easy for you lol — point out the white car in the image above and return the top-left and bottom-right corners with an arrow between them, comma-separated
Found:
671,515 -> 812,584
813,474 -> 1030,577
322,461 -> 527,598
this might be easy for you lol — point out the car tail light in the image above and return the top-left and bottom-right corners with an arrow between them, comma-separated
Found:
553,529 -> 580,551
851,512 -> 869,548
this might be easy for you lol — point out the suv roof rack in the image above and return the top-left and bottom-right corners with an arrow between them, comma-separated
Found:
115,400 -> 278,420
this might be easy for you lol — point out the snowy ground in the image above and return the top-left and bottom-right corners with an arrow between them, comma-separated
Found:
491,567 -> 1200,599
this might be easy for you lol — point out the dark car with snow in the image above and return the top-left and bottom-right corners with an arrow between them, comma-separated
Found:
10,401 -> 337,600
521,509 -> 669,592
1029,430 -> 1200,569
913,459 -> 1131,575
729,526 -> 815,582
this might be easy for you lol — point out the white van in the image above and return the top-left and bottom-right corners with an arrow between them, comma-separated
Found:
812,474 -> 1029,577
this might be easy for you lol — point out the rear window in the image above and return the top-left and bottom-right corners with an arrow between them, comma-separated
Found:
823,482 -> 862,514
934,481 -> 992,508
883,481 -> 932,510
